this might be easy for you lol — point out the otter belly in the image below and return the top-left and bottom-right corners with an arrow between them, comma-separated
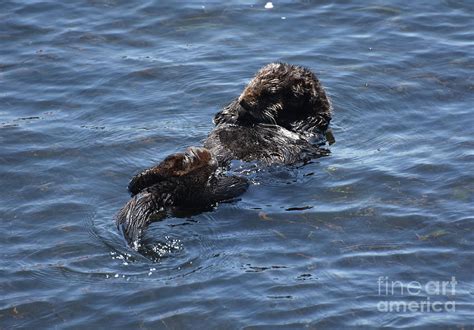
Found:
204,124 -> 329,166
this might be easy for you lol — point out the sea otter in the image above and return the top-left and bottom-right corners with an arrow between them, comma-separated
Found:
117,63 -> 333,249
204,62 -> 332,166
117,147 -> 248,248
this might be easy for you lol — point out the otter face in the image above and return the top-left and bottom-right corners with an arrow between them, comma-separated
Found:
160,147 -> 217,177
237,78 -> 284,126
213,62 -> 331,138
234,63 -> 323,128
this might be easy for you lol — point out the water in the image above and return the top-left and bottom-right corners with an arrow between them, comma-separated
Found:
1,0 -> 473,328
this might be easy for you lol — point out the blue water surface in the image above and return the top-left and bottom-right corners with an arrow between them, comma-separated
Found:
1,0 -> 473,328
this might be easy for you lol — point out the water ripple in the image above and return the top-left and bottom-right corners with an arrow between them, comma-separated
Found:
1,0 -> 473,327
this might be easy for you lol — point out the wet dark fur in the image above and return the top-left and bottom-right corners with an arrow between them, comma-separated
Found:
205,118 -> 329,166
204,63 -> 332,166
117,147 -> 248,248
117,63 -> 332,250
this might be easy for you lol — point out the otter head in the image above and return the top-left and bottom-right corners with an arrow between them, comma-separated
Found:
157,147 -> 217,179
237,63 -> 320,125
222,63 -> 331,134
128,147 -> 218,196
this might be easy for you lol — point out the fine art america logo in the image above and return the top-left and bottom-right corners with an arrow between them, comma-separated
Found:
377,276 -> 457,313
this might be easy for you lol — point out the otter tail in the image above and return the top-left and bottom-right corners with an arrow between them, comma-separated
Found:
116,191 -> 165,249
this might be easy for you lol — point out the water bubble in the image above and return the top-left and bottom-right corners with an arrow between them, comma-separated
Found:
265,2 -> 274,9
